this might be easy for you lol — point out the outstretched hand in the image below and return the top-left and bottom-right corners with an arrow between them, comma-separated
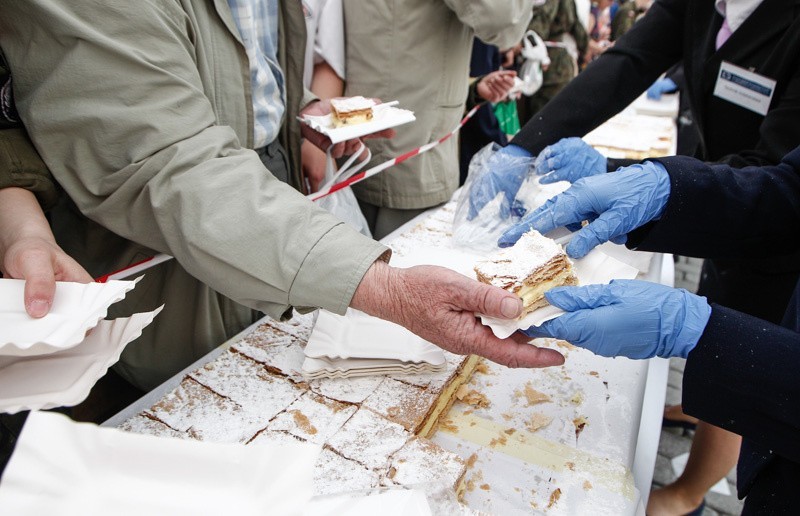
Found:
351,261 -> 564,369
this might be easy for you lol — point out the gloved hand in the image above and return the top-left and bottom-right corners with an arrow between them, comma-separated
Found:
523,280 -> 711,359
467,144 -> 535,221
533,137 -> 606,184
646,78 -> 678,100
498,161 -> 671,258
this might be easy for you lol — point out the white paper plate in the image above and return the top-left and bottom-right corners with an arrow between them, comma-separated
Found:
0,411 -> 319,516
305,309 -> 445,366
300,104 -> 416,144
0,307 -> 162,414
0,277 -> 141,357
302,355 -> 445,379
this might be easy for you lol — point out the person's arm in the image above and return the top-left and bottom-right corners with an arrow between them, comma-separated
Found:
683,299 -> 800,465
628,147 -> 800,258
445,0 -> 534,51
511,0 -> 686,155
524,279 -> 800,464
500,146 -> 800,258
0,1 -> 385,319
0,187 -> 92,317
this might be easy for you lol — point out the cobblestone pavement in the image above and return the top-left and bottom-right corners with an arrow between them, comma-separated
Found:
650,256 -> 743,515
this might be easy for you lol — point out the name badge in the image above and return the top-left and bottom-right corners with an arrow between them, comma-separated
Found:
713,61 -> 776,116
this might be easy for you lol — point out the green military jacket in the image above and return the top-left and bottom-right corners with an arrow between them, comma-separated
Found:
529,0 -> 589,87
0,0 -> 388,390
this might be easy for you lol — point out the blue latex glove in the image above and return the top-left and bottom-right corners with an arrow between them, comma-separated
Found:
533,137 -> 606,184
498,161 -> 671,258
524,280 -> 711,359
467,144 -> 534,220
646,78 -> 678,100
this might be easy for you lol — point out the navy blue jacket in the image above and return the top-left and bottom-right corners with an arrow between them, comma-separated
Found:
627,146 -> 800,511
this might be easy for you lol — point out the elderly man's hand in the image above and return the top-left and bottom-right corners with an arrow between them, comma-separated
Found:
300,99 -> 396,160
351,261 -> 565,368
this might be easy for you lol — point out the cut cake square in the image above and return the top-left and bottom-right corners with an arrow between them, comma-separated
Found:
330,96 -> 375,127
474,229 -> 577,317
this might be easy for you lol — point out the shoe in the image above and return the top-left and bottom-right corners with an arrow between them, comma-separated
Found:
683,498 -> 705,516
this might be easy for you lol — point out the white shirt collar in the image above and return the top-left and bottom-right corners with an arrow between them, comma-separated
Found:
714,0 -> 765,33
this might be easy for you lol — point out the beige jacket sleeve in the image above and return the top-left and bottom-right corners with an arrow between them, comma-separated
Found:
444,0 -> 534,50
0,0 -> 387,317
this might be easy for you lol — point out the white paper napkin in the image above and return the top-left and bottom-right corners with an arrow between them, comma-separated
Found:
0,411 -> 320,516
0,277 -> 142,357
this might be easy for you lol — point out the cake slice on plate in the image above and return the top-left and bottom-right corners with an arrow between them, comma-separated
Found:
474,230 -> 577,317
330,96 -> 375,127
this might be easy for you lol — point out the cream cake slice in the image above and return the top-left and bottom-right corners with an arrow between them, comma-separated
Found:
475,230 -> 577,317
330,96 -> 375,127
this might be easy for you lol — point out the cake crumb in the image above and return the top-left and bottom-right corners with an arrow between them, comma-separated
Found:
488,434 -> 508,448
291,410 -> 317,435
517,383 -> 551,406
501,412 -> 514,421
589,371 -> 599,377
479,483 -> 491,491
475,362 -> 491,375
525,412 -> 553,432
570,390 -> 584,405
583,480 -> 593,491
573,416 -> 588,439
555,340 -> 576,350
465,453 -> 479,469
547,488 -> 562,509
440,418 -> 458,433
565,461 -> 575,471
504,428 -> 517,435
455,385 -> 491,408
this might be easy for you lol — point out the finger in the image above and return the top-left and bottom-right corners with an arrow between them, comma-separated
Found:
19,250 -> 56,318
470,329 -> 565,368
544,284 -> 618,311
566,210 -> 627,259
498,193 -> 582,246
329,142 -> 346,159
452,277 -> 523,320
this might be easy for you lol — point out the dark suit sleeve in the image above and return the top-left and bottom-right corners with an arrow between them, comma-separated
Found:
627,147 -> 800,258
683,301 -> 800,464
511,0 -> 686,155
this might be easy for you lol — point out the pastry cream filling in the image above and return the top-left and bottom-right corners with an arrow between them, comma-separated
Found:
517,269 -> 575,307
419,354 -> 482,438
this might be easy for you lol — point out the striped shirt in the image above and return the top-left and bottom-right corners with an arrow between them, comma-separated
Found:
226,0 -> 286,148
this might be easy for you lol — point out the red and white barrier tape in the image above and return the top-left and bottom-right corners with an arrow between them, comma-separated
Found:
308,102 -> 483,201
95,102 -> 485,280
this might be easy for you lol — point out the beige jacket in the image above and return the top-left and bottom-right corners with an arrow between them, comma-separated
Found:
0,0 -> 387,390
344,0 -> 533,209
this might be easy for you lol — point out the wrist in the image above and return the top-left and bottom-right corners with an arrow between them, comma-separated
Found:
350,259 -> 398,322
671,291 -> 712,358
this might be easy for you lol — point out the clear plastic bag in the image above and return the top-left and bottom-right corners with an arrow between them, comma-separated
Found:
517,30 -> 550,97
315,143 -> 373,238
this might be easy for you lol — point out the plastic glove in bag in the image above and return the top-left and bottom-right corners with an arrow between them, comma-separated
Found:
517,31 -> 550,97
454,143 -> 570,252
315,144 -> 373,238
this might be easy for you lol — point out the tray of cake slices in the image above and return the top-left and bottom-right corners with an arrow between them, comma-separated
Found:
0,277 -> 161,414
301,308 -> 446,379
299,96 -> 416,144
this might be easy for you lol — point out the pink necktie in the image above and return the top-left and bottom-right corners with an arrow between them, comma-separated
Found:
716,17 -> 732,49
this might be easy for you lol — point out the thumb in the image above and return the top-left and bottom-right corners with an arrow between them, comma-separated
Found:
19,251 -> 56,318
461,281 -> 523,320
